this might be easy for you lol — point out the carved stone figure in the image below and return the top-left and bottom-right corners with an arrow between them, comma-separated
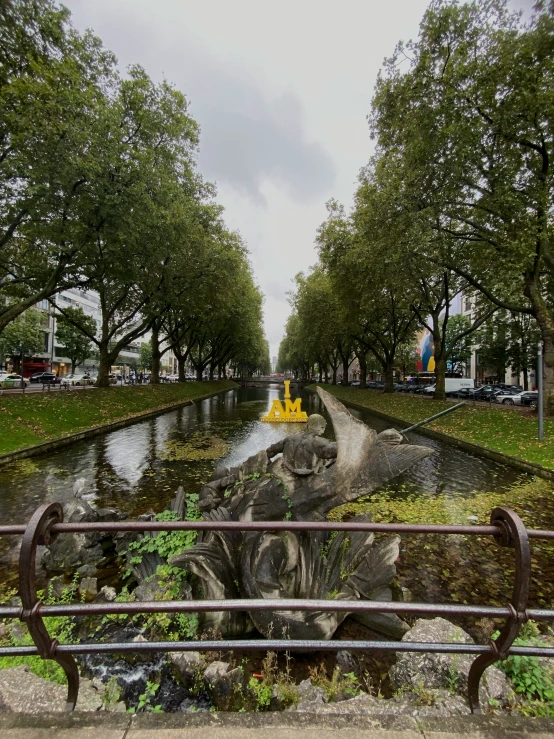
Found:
169,388 -> 433,641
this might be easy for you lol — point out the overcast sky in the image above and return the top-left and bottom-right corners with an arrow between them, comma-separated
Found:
64,0 -> 534,360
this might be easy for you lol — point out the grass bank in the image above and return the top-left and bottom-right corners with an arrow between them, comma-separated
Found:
0,380 -> 237,456
308,384 -> 554,471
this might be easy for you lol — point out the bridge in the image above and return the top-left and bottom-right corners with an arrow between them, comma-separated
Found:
238,376 -> 309,387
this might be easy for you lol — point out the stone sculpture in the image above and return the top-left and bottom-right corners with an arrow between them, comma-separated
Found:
168,387 -> 433,641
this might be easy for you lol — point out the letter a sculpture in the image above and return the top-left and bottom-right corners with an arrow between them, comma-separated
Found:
261,380 -> 308,422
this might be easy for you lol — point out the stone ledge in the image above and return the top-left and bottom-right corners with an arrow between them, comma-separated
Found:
1,712 -> 553,737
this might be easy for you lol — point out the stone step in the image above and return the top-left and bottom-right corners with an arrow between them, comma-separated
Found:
1,713 -> 554,739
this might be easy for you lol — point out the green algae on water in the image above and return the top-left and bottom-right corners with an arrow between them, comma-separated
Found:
160,433 -> 229,462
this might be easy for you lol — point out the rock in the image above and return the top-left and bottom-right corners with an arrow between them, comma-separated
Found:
294,692 -> 379,714
96,586 -> 117,603
46,575 -> 67,599
203,660 -> 230,683
293,688 -> 471,717
336,650 -> 358,676
8,620 -> 27,644
77,564 -> 97,578
203,662 -> 243,711
389,618 -> 512,707
178,696 -> 212,713
293,678 -> 327,710
78,576 -> 98,602
132,634 -> 148,643
0,666 -> 104,713
169,651 -> 204,681
0,622 -> 9,640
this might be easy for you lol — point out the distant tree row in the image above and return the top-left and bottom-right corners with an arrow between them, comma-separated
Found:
278,0 -> 553,407
0,0 -> 268,385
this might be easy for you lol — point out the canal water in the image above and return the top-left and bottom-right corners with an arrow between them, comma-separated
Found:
0,385 -> 523,526
2,384 -> 552,702
0,385 -> 527,596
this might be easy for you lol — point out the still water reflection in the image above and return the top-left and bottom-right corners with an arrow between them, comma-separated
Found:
0,385 -> 525,590
0,385 -> 523,524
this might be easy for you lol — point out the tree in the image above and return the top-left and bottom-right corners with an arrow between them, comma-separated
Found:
476,310 -> 541,388
444,314 -> 473,374
0,0 -> 116,332
50,66 -> 202,387
0,307 -> 44,372
396,336 -> 419,380
371,0 -> 554,409
138,341 -> 153,371
55,306 -> 96,372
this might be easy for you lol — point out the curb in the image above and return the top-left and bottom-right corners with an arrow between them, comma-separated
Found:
0,384 -> 238,467
308,386 -> 554,482
0,710 -> 553,736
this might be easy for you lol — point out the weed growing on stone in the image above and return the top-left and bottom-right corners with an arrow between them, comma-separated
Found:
308,663 -> 361,702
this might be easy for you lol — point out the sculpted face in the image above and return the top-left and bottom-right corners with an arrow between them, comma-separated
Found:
307,413 -> 326,436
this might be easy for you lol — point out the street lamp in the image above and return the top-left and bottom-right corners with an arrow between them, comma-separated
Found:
538,341 -> 544,441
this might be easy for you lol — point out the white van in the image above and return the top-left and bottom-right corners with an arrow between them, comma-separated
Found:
423,378 -> 474,394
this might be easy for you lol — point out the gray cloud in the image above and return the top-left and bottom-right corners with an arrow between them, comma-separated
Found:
194,75 -> 336,206
64,1 -> 336,206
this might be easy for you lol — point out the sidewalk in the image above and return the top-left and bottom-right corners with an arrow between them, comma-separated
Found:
1,712 -> 553,739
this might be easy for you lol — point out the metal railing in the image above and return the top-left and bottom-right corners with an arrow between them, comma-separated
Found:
0,502 -> 553,714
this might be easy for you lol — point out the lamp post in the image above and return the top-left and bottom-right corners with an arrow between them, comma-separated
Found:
538,341 -> 544,441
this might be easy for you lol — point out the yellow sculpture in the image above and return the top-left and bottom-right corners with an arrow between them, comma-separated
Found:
261,380 -> 308,423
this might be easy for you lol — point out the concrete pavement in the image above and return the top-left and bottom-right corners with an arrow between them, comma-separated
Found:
1,712 -> 554,739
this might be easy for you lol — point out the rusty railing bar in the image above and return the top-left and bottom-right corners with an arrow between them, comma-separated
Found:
467,508 -> 531,714
2,602 -> 553,621
2,641 -> 554,659
0,600 -> 524,618
1,522 -> 554,538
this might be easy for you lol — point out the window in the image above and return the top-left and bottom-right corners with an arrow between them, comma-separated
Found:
43,332 -> 49,353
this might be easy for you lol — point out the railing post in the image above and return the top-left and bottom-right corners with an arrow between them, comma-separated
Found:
467,507 -> 531,713
18,502 -> 79,711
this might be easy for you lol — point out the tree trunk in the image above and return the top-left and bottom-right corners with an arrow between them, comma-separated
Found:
523,366 -> 528,391
178,356 -> 186,382
318,365 -> 322,382
332,365 -> 337,385
324,366 -> 329,383
196,364 -> 203,382
151,323 -> 161,384
359,354 -> 367,389
97,341 -> 111,388
209,364 -> 214,381
434,352 -> 447,401
384,361 -> 394,393
341,358 -> 349,386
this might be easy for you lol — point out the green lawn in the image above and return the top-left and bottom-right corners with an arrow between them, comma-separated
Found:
0,380 -> 237,456
309,384 -> 554,471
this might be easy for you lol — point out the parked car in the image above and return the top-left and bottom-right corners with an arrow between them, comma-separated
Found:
469,385 -> 502,402
449,387 -> 476,399
0,373 -> 29,388
64,373 -> 94,386
350,380 -> 360,387
29,372 -> 59,384
424,378 -> 475,395
413,385 -> 433,394
495,391 -> 538,407
490,387 -> 521,403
